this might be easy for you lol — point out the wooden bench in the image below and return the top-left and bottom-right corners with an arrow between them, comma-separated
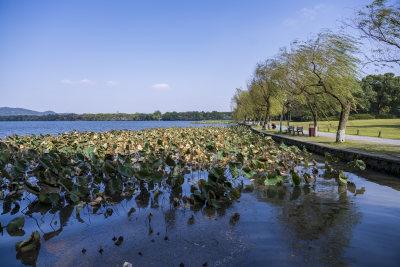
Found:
294,126 -> 304,135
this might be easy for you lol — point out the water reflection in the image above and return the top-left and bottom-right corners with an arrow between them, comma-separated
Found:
255,179 -> 363,266
2,166 -> 400,266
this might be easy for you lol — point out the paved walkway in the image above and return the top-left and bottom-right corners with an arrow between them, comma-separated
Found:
280,127 -> 400,146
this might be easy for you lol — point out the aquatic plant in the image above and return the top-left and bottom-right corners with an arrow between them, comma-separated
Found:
0,126 -> 367,265
0,126 -> 311,212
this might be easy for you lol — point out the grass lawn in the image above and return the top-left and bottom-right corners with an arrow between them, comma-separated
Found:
255,127 -> 400,159
294,135 -> 400,159
271,119 -> 400,140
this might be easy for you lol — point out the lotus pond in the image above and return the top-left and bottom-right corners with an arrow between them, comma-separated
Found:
0,126 -> 399,266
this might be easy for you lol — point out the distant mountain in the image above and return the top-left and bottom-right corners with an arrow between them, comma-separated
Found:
0,107 -> 57,116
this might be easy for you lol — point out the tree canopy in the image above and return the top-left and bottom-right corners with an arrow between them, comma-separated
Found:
353,0 -> 400,66
0,111 -> 232,121
232,31 -> 362,142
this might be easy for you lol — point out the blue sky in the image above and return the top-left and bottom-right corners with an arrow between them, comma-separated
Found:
0,0 -> 389,114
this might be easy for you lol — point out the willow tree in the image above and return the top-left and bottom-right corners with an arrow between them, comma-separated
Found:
274,47 -> 336,136
289,53 -> 338,135
246,79 -> 264,125
251,60 -> 282,129
231,88 -> 256,122
267,53 -> 296,131
353,0 -> 400,66
292,32 -> 361,142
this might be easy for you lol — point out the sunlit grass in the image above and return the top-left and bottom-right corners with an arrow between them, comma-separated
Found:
267,119 -> 400,140
257,128 -> 400,158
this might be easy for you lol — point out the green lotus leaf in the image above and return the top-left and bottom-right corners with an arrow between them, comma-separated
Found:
165,155 -> 176,167
117,164 -> 133,177
229,166 -> 239,179
75,201 -> 85,216
348,159 -> 366,170
48,193 -> 60,206
339,172 -> 348,184
290,170 -> 301,186
264,175 -> 285,186
210,199 -> 220,209
38,191 -> 51,204
69,193 -> 80,203
242,167 -> 254,178
230,188 -> 241,200
15,231 -> 40,253
6,215 -> 25,234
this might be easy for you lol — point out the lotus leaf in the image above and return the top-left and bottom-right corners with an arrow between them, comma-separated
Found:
6,215 -> 25,234
15,231 -> 40,253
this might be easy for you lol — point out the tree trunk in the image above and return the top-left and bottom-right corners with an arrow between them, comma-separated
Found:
262,111 -> 268,130
309,104 -> 318,136
336,101 -> 351,143
280,105 -> 284,132
263,99 -> 271,130
262,112 -> 270,130
313,115 -> 318,136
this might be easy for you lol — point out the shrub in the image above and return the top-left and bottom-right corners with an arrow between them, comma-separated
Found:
375,114 -> 397,119
349,114 -> 375,120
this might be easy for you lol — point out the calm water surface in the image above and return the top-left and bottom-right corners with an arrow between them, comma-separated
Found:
0,121 -> 221,137
0,121 -> 399,266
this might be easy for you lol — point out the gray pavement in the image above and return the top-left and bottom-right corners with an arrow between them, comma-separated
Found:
281,127 -> 400,146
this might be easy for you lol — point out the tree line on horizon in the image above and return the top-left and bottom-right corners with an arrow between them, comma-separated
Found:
231,0 -> 399,142
0,111 -> 232,122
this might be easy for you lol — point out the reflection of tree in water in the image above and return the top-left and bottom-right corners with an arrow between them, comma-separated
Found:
259,183 -> 362,266
164,185 -> 183,231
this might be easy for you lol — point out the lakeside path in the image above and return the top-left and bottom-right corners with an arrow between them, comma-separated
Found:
249,125 -> 400,176
280,127 -> 400,146
317,131 -> 400,145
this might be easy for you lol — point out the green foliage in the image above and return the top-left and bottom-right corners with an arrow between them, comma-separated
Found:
349,114 -> 376,120
348,159 -> 367,170
0,111 -> 233,121
15,231 -> 40,253
264,175 -> 285,186
6,216 -> 25,234
338,172 -> 348,185
354,0 -> 400,65
358,73 -> 400,116
0,126 -> 306,213
232,30 -> 363,142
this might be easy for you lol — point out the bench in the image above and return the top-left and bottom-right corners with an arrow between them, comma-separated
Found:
294,126 -> 304,135
286,126 -> 294,134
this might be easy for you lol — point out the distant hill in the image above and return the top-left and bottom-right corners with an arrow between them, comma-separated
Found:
0,107 -> 57,116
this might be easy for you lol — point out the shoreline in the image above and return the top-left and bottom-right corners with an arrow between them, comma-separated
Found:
247,125 -> 400,177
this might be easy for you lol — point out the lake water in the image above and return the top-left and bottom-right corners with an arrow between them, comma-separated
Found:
0,121 -> 221,137
0,121 -> 399,266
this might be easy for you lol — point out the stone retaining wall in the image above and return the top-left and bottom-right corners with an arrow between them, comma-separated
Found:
249,126 -> 400,177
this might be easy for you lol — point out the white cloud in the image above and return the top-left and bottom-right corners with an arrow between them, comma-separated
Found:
60,78 -> 94,85
283,18 -> 297,26
283,4 -> 328,26
152,83 -> 170,90
106,80 -> 119,86
300,4 -> 325,20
